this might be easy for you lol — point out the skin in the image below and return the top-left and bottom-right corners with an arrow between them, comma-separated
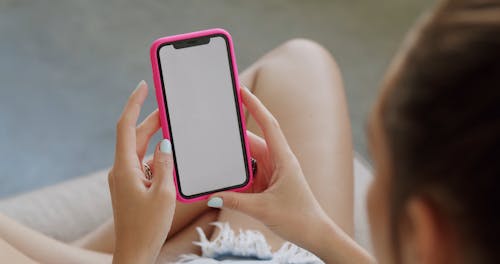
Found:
0,37 -> 465,263
78,38 -> 357,262
210,86 -> 374,263
215,39 -> 355,249
108,81 -> 177,264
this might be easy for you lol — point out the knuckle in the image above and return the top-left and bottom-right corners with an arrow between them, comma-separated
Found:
116,118 -> 124,131
286,150 -> 299,163
276,148 -> 294,162
116,117 -> 133,131
156,158 -> 171,166
156,158 -> 173,171
227,197 -> 240,210
107,171 -> 114,185
276,154 -> 299,171
157,186 -> 176,200
268,116 -> 280,130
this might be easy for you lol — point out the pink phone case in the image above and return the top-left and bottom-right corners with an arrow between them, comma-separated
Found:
150,28 -> 253,203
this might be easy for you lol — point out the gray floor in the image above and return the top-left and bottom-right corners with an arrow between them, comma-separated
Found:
0,0 -> 433,198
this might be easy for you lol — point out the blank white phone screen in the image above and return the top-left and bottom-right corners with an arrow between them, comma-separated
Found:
158,36 -> 248,198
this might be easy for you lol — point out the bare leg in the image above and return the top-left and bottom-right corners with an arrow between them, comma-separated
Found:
72,218 -> 115,253
212,39 -> 354,251
74,199 -> 210,253
0,213 -> 111,263
0,238 -> 37,264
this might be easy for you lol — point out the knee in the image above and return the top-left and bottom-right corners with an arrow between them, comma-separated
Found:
280,38 -> 327,55
275,38 -> 339,70
258,39 -> 343,94
252,38 -> 344,99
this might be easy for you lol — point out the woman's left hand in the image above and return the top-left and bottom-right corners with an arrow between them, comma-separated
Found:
108,81 -> 176,264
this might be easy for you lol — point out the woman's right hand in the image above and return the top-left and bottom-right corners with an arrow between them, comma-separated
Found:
208,88 -> 375,264
208,87 -> 331,248
109,81 -> 177,264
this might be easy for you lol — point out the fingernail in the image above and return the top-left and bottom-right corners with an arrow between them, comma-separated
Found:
160,139 -> 172,154
207,197 -> 223,208
135,80 -> 146,91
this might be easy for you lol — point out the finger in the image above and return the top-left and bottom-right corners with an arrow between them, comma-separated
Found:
136,109 -> 160,161
247,130 -> 267,160
115,80 -> 148,167
240,87 -> 292,163
152,139 -> 175,193
207,192 -> 267,219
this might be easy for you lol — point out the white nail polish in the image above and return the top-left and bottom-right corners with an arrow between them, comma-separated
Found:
160,139 -> 172,153
207,197 -> 223,208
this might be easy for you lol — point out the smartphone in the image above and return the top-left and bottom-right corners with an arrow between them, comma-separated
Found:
150,28 -> 253,202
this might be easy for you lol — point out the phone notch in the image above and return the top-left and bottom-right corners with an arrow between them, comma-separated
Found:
173,36 -> 211,49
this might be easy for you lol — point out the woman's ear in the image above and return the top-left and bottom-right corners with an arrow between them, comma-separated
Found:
400,196 -> 457,264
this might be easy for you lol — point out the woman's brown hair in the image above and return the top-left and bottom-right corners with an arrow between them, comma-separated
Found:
380,0 -> 500,262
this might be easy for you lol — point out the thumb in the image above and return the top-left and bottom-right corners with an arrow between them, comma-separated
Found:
152,139 -> 175,191
207,192 -> 266,219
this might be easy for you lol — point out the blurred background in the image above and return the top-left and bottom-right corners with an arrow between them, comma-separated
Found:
0,0 -> 432,198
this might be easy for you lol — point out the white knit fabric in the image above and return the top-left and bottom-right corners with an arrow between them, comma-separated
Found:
176,222 -> 324,264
